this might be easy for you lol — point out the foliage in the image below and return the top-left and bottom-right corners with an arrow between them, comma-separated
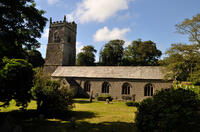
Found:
175,13 -> 200,45
99,40 -> 124,66
31,68 -> 74,117
135,88 -> 200,132
0,0 -> 47,59
76,45 -> 97,66
26,50 -> 44,68
163,43 -> 200,81
125,101 -> 140,107
97,94 -> 113,101
124,39 -> 162,66
189,70 -> 200,85
0,57 -> 34,108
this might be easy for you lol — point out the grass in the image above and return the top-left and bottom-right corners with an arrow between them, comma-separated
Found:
0,99 -> 137,132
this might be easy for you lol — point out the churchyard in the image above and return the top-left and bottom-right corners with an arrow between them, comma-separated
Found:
0,99 -> 137,132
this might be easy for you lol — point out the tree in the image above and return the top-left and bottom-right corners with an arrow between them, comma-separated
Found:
124,39 -> 162,66
26,50 -> 45,68
0,0 -> 47,58
99,40 -> 124,66
76,45 -> 97,66
135,88 -> 200,132
31,68 -> 73,117
176,14 -> 200,45
0,58 -> 34,108
163,43 -> 200,81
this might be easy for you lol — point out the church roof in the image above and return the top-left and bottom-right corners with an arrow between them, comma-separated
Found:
52,66 -> 166,80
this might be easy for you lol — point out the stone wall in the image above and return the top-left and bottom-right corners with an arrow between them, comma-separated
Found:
72,78 -> 172,101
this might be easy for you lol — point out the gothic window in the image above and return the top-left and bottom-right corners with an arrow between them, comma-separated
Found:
102,82 -> 110,93
122,83 -> 131,95
84,81 -> 91,92
144,83 -> 154,96
54,32 -> 60,43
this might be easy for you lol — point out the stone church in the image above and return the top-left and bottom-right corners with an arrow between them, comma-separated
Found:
44,16 -> 172,101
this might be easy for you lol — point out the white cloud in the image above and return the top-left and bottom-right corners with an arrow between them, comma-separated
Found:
42,28 -> 49,39
125,41 -> 132,46
76,41 -> 84,54
67,0 -> 133,23
66,14 -> 75,22
47,0 -> 60,5
94,26 -> 130,42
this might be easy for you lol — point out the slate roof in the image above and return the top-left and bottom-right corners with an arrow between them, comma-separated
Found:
52,66 -> 166,80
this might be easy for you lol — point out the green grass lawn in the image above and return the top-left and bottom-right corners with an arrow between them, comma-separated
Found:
0,99 -> 137,132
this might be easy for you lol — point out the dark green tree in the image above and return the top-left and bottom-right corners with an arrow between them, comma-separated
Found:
124,39 -> 162,66
163,43 -> 200,81
0,58 -> 34,108
0,0 -> 47,59
99,39 -> 124,66
31,68 -> 73,117
175,14 -> 200,45
135,88 -> 200,132
76,45 -> 97,66
26,50 -> 45,68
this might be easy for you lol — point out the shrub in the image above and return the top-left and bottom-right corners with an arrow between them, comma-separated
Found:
189,70 -> 200,85
135,88 -> 200,132
97,94 -> 113,101
0,57 -> 33,108
31,68 -> 74,118
122,96 -> 132,100
126,101 -> 140,107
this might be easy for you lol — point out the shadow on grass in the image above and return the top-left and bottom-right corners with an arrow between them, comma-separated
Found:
0,110 -> 137,132
22,120 -> 137,132
0,109 -> 96,121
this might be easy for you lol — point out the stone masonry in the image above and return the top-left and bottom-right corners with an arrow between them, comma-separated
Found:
44,16 -> 77,74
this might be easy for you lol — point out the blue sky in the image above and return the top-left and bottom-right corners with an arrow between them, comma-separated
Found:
35,0 -> 200,61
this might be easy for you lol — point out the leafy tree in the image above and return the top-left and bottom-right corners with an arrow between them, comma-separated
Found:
0,0 -> 47,59
124,39 -> 162,66
135,88 -> 200,132
189,69 -> 200,85
76,45 -> 97,66
176,14 -> 200,45
99,40 -> 124,66
31,68 -> 73,117
0,58 -> 34,108
163,43 -> 200,81
26,50 -> 45,68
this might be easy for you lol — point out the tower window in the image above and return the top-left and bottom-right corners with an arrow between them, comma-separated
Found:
84,81 -> 91,92
144,83 -> 154,96
68,36 -> 71,43
122,83 -> 131,95
102,82 -> 110,93
54,32 -> 60,43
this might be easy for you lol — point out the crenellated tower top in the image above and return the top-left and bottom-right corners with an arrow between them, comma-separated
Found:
49,16 -> 77,33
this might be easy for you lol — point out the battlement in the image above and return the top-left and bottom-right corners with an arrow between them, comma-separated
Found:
49,16 -> 77,32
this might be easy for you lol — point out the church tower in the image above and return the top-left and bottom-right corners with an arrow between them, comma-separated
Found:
44,16 -> 77,74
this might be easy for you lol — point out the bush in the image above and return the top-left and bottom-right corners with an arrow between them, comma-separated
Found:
189,70 -> 200,85
97,94 -> 113,101
31,68 -> 74,118
0,57 -> 33,108
135,88 -> 200,132
125,101 -> 140,107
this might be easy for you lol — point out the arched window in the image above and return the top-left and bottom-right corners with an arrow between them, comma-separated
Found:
144,83 -> 154,96
122,83 -> 131,95
54,32 -> 60,43
102,82 -> 110,93
84,81 -> 90,92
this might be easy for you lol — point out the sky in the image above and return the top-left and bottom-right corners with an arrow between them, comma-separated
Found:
35,0 -> 200,61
